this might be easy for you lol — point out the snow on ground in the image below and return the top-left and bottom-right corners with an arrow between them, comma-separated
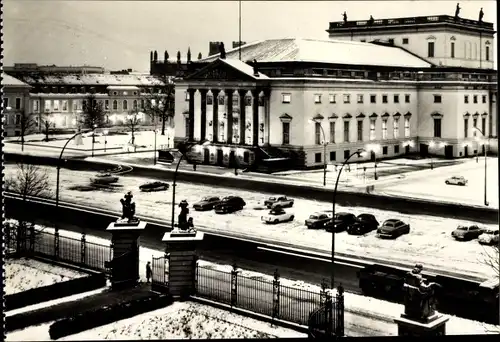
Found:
4,164 -> 497,280
4,258 -> 87,295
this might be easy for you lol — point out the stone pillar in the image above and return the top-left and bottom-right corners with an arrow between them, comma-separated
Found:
188,89 -> 196,141
252,89 -> 260,147
211,89 -> 220,143
238,89 -> 246,145
226,89 -> 234,144
162,230 -> 204,299
200,89 -> 208,141
263,88 -> 271,145
106,221 -> 147,291
394,315 -> 449,337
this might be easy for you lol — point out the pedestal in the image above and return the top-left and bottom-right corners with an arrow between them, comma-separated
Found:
394,314 -> 449,337
162,230 -> 204,299
106,221 -> 147,291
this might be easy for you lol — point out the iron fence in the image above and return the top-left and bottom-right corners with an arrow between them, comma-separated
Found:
196,266 -> 232,305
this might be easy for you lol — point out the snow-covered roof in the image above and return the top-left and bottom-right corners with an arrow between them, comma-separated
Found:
220,59 -> 269,79
15,74 -> 166,87
199,38 -> 432,68
2,73 -> 31,87
107,85 -> 140,90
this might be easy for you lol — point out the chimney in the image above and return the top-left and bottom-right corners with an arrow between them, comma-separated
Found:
253,59 -> 259,77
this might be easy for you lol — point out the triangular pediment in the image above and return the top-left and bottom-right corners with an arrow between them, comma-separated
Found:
279,113 -> 293,122
185,59 -> 259,82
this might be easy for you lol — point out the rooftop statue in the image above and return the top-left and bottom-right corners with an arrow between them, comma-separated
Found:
342,11 -> 347,23
403,264 -> 442,322
176,199 -> 194,231
368,15 -> 375,26
454,3 -> 461,19
479,8 -> 484,23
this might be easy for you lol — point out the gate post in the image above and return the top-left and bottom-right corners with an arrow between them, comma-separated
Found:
29,223 -> 35,254
325,289 -> 333,337
335,284 -> 345,336
81,233 -> 86,265
272,269 -> 280,320
231,263 -> 238,307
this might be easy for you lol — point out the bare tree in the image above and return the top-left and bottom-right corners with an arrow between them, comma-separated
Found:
81,94 -> 106,149
5,162 -> 52,200
143,74 -> 174,135
126,110 -> 143,149
480,243 -> 500,331
40,113 -> 54,142
17,111 -> 38,151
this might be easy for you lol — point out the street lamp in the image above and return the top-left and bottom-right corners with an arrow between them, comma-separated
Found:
153,128 -> 158,165
308,119 -> 327,186
366,144 -> 380,180
331,148 -> 365,289
473,127 -> 489,207
429,141 -> 435,170
91,124 -> 98,157
103,129 -> 109,153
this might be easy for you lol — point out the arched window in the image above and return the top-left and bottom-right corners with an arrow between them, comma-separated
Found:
123,100 -> 128,110
113,100 -> 118,110
133,100 -> 138,110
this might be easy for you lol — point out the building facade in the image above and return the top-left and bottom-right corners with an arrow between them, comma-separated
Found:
2,73 -> 32,137
173,14 -> 497,169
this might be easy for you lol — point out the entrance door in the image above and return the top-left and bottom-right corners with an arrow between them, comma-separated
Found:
229,151 -> 236,167
204,148 -> 210,164
444,145 -> 453,159
370,151 -> 376,162
405,145 -> 410,154
464,146 -> 469,157
420,143 -> 429,157
217,149 -> 224,166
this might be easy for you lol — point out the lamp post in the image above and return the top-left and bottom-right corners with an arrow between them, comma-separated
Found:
91,124 -> 97,157
367,144 -> 379,180
429,141 -> 435,170
153,128 -> 158,165
331,148 -> 365,289
103,129 -> 108,153
308,119 -> 327,186
473,127 -> 489,206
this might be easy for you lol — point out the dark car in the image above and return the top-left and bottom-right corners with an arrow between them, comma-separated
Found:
451,225 -> 483,241
377,219 -> 410,239
305,211 -> 333,229
347,214 -> 379,235
214,196 -> 246,214
193,196 -> 221,211
325,212 -> 357,233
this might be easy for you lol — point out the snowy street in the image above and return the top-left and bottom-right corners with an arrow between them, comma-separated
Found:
4,164 -> 498,280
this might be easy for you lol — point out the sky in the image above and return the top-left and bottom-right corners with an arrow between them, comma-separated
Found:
3,0 -> 497,72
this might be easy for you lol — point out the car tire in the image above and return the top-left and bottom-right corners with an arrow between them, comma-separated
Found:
290,215 -> 294,221
274,219 -> 279,224
445,181 -> 450,185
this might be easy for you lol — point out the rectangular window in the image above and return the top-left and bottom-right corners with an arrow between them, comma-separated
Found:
486,46 -> 489,61
105,100 -> 110,110
3,97 -> 9,109
315,122 -> 321,145
343,121 -> 350,142
343,94 -> 350,104
16,114 -> 21,125
464,118 -> 468,138
404,117 -> 410,137
314,94 -> 322,103
62,100 -> 68,111
329,94 -> 336,103
282,93 -> 291,103
185,92 -> 190,101
394,145 -> 400,154
433,95 -> 442,103
44,100 -> 51,112
473,117 -> 478,135
482,95 -> 487,103
315,153 -> 322,163
329,121 -> 335,143
382,146 -> 388,155
428,42 -> 435,57
357,94 -> 364,104
113,100 -> 118,110
382,119 -> 388,139
433,118 -> 442,138
382,95 -> 388,103
405,94 -> 410,103
123,100 -> 128,110
370,95 -> 376,103
73,101 -> 78,111
393,118 -> 400,139
464,95 -> 469,103
330,151 -> 336,161
357,120 -> 363,141
473,95 -> 478,104
402,38 -> 409,44
394,95 -> 399,103
482,117 -> 486,135
33,100 -> 39,112
369,119 -> 376,141
282,122 -> 290,144
344,150 -> 350,160
451,42 -> 455,58
15,98 -> 21,109
53,100 -> 60,111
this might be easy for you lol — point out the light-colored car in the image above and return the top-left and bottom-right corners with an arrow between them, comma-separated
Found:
478,229 -> 499,245
445,176 -> 468,186
264,196 -> 294,209
90,172 -> 119,185
261,208 -> 294,224
82,130 -> 104,138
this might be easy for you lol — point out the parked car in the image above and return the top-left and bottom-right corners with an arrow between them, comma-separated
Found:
214,196 -> 246,214
261,207 -> 294,224
478,229 -> 500,245
90,172 -> 119,185
193,196 -> 221,211
82,130 -> 104,137
445,176 -> 468,186
305,211 -> 333,229
347,214 -> 379,235
139,181 -> 169,192
451,225 -> 483,241
264,196 -> 294,209
377,219 -> 410,239
325,212 -> 357,233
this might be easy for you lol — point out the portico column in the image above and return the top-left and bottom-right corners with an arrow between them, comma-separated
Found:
226,89 -> 234,144
251,89 -> 260,147
211,89 -> 220,143
188,88 -> 196,141
263,88 -> 271,145
238,89 -> 246,145
200,89 -> 208,141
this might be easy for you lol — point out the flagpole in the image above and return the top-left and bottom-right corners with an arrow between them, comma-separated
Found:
239,0 -> 242,60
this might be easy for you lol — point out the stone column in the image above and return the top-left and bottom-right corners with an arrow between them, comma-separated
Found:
226,89 -> 234,144
200,89 -> 208,141
263,88 -> 271,145
188,89 -> 196,141
211,89 -> 220,143
238,89 -> 246,145
251,89 -> 260,147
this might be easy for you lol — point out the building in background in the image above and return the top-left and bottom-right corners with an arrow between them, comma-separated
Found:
4,63 -> 105,76
173,13 -> 497,170
2,73 -> 32,137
